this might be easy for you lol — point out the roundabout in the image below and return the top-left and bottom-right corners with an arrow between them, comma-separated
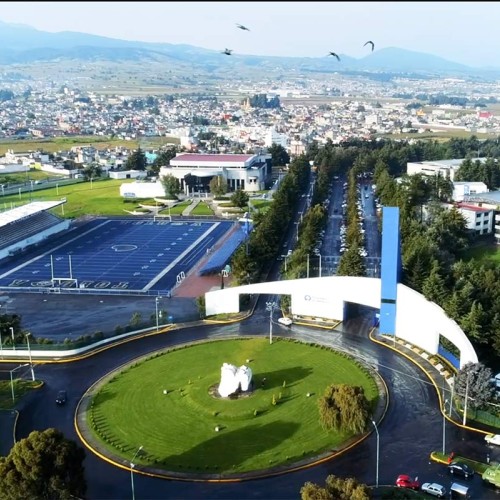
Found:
76,337 -> 382,480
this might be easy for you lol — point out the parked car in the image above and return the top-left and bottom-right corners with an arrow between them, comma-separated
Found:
447,461 -> 474,478
485,433 -> 500,446
55,390 -> 67,405
395,474 -> 420,490
421,482 -> 446,498
278,317 -> 293,327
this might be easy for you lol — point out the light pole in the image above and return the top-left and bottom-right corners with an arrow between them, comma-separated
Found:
155,296 -> 163,332
265,301 -> 277,345
371,419 -> 379,488
26,333 -> 35,381
0,330 -> 3,358
442,399 -> 449,454
9,327 -> 15,351
463,371 -> 472,426
130,445 -> 143,500
10,364 -> 29,403
318,253 -> 322,278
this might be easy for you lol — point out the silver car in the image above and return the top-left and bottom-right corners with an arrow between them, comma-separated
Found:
421,482 -> 446,498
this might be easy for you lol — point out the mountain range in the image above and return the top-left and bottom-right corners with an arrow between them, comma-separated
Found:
0,19 -> 497,79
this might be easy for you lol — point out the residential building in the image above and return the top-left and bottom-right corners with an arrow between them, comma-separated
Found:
455,203 -> 494,236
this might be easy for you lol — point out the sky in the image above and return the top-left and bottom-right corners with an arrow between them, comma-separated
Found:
0,2 -> 499,67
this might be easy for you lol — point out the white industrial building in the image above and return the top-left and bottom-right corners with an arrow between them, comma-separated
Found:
264,128 -> 288,149
453,181 -> 489,202
161,153 -> 271,194
407,158 -> 488,182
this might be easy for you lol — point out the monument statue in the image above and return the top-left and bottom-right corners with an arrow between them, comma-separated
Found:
218,363 -> 253,397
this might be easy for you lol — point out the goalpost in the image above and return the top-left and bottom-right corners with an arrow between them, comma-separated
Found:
50,255 -> 78,289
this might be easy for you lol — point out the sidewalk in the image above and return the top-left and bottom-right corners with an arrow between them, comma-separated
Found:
182,199 -> 199,216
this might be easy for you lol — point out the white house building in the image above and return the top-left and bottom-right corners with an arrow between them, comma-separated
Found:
454,202 -> 494,236
161,153 -> 271,194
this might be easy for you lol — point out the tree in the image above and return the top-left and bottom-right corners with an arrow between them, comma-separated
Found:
83,162 -> 102,181
0,428 -> 86,500
126,147 -> 147,171
268,143 -> 290,167
161,174 -> 181,199
209,175 -> 228,197
454,362 -> 494,411
151,147 -> 178,175
337,244 -> 366,277
301,475 -> 370,500
318,384 -> 369,433
231,189 -> 249,209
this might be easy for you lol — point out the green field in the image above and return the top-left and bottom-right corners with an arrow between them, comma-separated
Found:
0,135 -> 180,156
87,337 -> 378,475
461,245 -> 500,265
191,202 -> 214,216
0,179 -> 140,218
0,380 -> 41,410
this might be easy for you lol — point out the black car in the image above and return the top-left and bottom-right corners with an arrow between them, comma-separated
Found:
55,390 -> 67,405
447,461 -> 474,478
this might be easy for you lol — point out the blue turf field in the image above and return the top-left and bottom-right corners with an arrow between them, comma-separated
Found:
0,219 -> 233,294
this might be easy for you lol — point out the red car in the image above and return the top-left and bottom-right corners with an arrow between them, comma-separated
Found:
396,474 -> 420,490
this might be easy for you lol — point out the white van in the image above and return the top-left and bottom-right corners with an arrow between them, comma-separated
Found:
450,482 -> 470,499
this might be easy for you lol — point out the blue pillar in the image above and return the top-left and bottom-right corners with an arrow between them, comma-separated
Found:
379,207 -> 401,336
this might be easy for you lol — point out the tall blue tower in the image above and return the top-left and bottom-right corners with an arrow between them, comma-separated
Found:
379,207 -> 401,336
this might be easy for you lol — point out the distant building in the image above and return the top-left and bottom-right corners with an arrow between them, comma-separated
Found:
454,202 -> 494,236
407,158 -> 488,182
161,153 -> 271,193
453,181 -> 489,202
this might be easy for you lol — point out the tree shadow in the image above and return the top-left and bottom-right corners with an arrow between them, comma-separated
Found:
162,420 -> 300,471
253,366 -> 313,391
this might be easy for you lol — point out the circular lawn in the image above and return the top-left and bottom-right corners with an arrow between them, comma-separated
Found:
86,337 -> 379,475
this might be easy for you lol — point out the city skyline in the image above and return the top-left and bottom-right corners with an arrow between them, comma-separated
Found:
0,1 -> 498,68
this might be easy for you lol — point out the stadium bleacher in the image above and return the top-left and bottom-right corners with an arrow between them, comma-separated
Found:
1,212 -> 63,250
198,226 -> 249,275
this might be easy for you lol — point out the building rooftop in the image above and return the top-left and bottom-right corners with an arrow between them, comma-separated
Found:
173,153 -> 254,163
0,201 -> 64,228
457,203 -> 490,213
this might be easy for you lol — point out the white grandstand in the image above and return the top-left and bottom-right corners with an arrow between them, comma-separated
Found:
0,201 -> 70,260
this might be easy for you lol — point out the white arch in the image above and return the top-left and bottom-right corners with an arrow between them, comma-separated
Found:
205,276 -> 477,368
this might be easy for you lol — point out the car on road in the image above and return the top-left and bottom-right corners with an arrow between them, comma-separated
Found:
395,474 -> 420,490
448,461 -> 474,478
421,482 -> 446,498
485,433 -> 500,445
55,390 -> 67,405
278,317 -> 293,327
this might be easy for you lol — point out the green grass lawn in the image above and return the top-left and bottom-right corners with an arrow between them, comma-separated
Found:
460,245 -> 500,265
0,380 -> 41,410
165,200 -> 191,215
250,199 -> 272,213
0,178 -> 144,218
191,202 -> 214,216
87,337 -> 378,474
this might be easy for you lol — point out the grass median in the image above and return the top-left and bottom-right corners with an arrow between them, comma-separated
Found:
87,337 -> 379,475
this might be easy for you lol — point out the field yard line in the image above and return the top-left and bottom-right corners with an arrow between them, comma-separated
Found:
0,220 -> 111,279
143,222 -> 221,292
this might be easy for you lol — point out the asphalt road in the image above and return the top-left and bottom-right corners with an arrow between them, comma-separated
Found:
6,308 -> 496,500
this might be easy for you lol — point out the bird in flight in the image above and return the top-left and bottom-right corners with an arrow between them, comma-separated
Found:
364,40 -> 375,52
236,23 -> 250,31
328,52 -> 341,62
222,48 -> 233,56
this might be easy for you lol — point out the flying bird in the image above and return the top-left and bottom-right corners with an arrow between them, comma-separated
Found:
364,40 -> 375,52
222,48 -> 233,56
236,23 -> 250,31
328,52 -> 341,62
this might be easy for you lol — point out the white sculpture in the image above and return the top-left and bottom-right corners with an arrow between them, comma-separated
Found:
218,363 -> 253,397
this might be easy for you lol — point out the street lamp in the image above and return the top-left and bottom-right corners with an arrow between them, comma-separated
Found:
442,399 -> 449,454
371,419 -> 379,488
130,445 -> 143,500
9,327 -> 15,351
463,371 -> 472,426
26,333 -> 35,381
265,301 -> 277,345
10,364 -> 29,403
155,296 -> 163,332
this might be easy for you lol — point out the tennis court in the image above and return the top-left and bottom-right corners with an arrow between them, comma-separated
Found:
0,218 -> 233,295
